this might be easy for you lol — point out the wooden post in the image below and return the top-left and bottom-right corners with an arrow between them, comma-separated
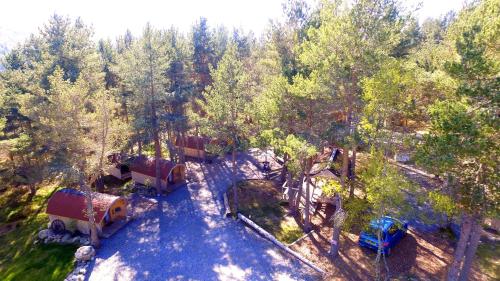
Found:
238,213 -> 326,275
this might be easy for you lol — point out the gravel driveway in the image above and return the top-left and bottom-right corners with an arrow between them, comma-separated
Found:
86,151 -> 320,281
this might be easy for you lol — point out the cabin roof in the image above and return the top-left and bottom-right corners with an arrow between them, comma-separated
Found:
46,188 -> 123,223
128,156 -> 183,180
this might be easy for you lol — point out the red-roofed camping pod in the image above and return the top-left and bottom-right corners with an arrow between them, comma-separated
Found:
174,135 -> 211,160
128,156 -> 186,192
46,188 -> 128,235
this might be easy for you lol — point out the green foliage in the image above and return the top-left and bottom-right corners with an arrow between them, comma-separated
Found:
321,179 -> 343,197
343,197 -> 371,232
199,42 -> 250,149
360,148 -> 410,218
231,180 -> 304,244
416,5 -> 499,217
0,187 -> 76,281
428,191 -> 456,218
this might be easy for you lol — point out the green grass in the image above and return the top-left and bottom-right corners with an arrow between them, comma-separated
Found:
0,185 -> 77,281
229,179 -> 304,244
476,242 -> 500,280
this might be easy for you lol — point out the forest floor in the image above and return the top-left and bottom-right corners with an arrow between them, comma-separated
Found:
0,184 -> 77,281
228,179 -> 304,244
231,150 -> 499,280
290,207 -> 498,281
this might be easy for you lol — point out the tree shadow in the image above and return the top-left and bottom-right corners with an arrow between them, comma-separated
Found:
85,152 -> 320,281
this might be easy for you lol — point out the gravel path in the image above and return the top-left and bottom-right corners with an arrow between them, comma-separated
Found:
86,151 -> 320,281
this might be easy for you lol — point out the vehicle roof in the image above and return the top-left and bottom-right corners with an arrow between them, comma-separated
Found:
369,216 -> 397,232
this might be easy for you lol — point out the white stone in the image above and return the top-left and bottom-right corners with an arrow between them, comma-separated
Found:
79,237 -> 90,245
38,229 -> 50,240
75,246 -> 95,261
61,233 -> 72,244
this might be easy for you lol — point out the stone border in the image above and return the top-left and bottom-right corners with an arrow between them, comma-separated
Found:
238,213 -> 326,275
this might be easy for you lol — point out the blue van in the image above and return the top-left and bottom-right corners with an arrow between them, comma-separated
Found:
358,216 -> 408,255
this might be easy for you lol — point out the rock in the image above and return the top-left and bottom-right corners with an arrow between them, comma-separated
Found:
71,236 -> 80,244
38,229 -> 50,240
75,246 -> 95,261
79,237 -> 90,246
61,233 -> 72,244
78,267 -> 86,275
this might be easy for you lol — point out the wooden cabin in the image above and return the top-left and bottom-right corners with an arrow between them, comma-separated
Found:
46,188 -> 128,236
128,156 -> 186,192
174,135 -> 211,160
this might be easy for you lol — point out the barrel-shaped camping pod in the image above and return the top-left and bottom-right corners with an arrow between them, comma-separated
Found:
46,188 -> 128,235
128,156 -> 186,192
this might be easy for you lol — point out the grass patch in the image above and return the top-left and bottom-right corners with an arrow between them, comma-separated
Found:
476,243 -> 500,280
0,185 -> 77,281
228,179 -> 304,244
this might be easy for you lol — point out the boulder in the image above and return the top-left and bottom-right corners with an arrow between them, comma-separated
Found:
79,237 -> 90,246
61,233 -> 73,244
38,229 -> 51,240
75,246 -> 95,261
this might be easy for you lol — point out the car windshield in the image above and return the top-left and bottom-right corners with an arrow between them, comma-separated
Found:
364,226 -> 385,239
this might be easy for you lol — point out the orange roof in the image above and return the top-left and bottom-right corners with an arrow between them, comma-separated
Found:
46,188 -> 124,223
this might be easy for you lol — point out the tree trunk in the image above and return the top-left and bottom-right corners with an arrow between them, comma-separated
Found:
231,148 -> 238,213
138,141 -> 142,155
79,175 -> 100,248
304,158 -> 313,232
341,146 -> 349,189
448,214 -> 473,281
280,153 -> 289,183
153,135 -> 162,195
287,171 -> 295,214
95,174 -> 105,193
293,172 -> 305,212
330,195 -> 343,257
349,144 -> 357,198
26,184 -> 37,202
459,217 -> 482,281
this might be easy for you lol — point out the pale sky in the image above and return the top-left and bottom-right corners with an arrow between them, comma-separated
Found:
0,0 -> 466,49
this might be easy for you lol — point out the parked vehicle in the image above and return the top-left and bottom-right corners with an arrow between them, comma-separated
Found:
358,216 -> 408,255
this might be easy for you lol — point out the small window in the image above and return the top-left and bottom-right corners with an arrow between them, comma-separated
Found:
388,225 -> 399,235
115,207 -> 122,213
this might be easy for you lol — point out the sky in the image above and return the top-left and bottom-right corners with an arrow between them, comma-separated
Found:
0,0 -> 466,49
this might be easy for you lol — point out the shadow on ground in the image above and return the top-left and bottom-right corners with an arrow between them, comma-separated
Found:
86,151 -> 320,281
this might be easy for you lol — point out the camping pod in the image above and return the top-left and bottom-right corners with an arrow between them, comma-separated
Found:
46,188 -> 128,236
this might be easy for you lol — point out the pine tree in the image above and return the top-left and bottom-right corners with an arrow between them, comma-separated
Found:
199,43 -> 250,212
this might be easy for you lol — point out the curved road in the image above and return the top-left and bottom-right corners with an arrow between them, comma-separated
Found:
86,152 -> 320,281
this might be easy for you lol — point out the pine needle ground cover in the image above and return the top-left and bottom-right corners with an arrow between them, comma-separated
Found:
0,186 -> 77,281
228,179 -> 303,244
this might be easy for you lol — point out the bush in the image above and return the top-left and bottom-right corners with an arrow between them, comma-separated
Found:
344,197 -> 371,233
